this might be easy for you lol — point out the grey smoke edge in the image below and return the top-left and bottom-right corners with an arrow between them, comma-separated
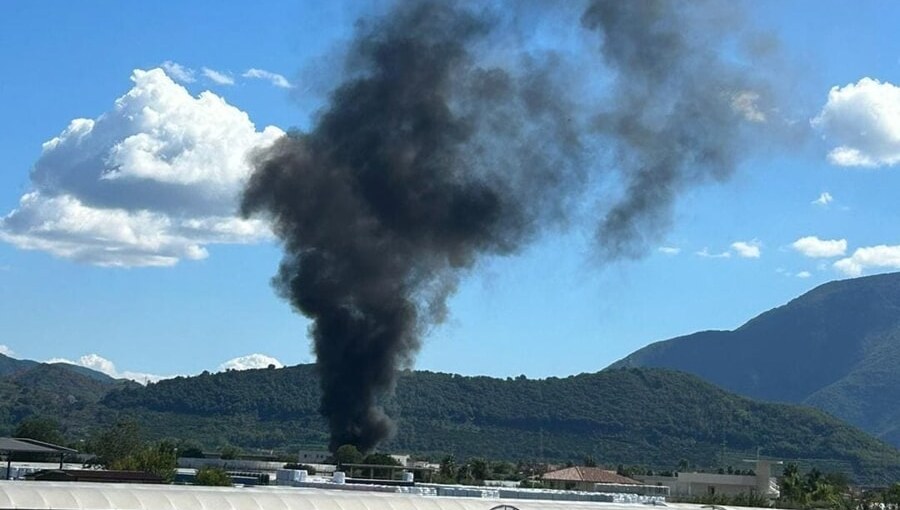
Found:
242,0 -> 773,452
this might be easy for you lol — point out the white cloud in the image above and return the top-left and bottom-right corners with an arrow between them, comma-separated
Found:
0,345 -> 14,357
243,68 -> 293,89
731,240 -> 762,258
161,61 -> 195,83
202,67 -> 235,85
812,192 -> 833,206
834,245 -> 900,276
791,236 -> 847,258
0,68 -> 283,267
812,77 -> 900,167
658,246 -> 680,255
696,248 -> 731,259
218,354 -> 284,372
795,271 -> 812,278
47,354 -> 170,384
731,90 -> 767,123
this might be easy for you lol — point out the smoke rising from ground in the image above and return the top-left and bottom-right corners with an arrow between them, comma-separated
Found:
242,0 -> 777,452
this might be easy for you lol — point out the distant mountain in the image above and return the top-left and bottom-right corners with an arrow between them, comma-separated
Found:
47,362 -> 117,383
610,272 -> 900,446
98,364 -> 900,483
0,353 -> 38,377
0,362 -> 133,440
0,352 -> 116,384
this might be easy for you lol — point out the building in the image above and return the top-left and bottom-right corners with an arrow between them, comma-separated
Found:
297,450 -> 331,464
0,438 -> 78,481
0,481 -> 774,510
542,467 -> 641,491
634,460 -> 781,499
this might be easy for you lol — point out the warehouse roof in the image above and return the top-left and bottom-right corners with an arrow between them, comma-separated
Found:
0,481 -> 751,510
0,438 -> 77,454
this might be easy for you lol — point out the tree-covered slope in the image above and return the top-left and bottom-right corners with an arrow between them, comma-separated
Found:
100,365 -> 900,483
0,363 -> 129,438
610,272 -> 900,447
0,353 -> 38,377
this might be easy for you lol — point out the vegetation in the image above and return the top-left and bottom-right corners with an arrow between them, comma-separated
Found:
333,444 -> 363,468
775,463 -> 853,509
85,420 -> 176,482
14,416 -> 64,445
195,466 -> 232,486
612,271 -> 900,447
3,351 -> 900,484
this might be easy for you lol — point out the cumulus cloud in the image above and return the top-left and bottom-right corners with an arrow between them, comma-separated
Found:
792,236 -> 847,258
658,246 -> 681,255
834,245 -> 900,276
731,240 -> 762,258
812,77 -> 900,167
796,271 -> 812,278
47,354 -> 170,384
218,353 -> 284,372
812,192 -> 833,206
202,67 -> 235,85
0,68 -> 283,266
696,248 -> 731,259
0,345 -> 14,357
161,61 -> 195,83
243,68 -> 292,89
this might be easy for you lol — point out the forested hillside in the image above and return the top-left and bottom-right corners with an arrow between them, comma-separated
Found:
99,365 -> 900,483
611,272 -> 900,446
3,353 -> 900,483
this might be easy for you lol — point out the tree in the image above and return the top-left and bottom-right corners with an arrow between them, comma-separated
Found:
88,420 -> 142,467
219,445 -> 240,460
882,483 -> 900,506
195,466 -> 232,486
469,458 -> 488,481
438,455 -> 457,483
362,453 -> 401,466
779,463 -> 804,504
15,416 -> 64,445
334,444 -> 363,468
111,442 -> 176,483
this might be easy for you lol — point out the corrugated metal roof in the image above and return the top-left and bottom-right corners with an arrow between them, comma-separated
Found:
0,482 -> 738,510
542,467 -> 640,485
0,438 -> 74,454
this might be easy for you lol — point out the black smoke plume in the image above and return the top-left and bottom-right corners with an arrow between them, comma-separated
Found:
242,0 -> 776,452
582,0 -> 770,259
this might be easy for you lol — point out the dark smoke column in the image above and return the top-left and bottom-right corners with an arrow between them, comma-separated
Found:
241,0 -> 579,452
243,0 -> 780,453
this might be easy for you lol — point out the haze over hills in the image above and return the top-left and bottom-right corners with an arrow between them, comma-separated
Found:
1,356 -> 899,484
611,272 -> 900,447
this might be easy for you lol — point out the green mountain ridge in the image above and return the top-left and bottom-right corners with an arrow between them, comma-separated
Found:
2,360 -> 894,483
0,353 -> 38,377
610,271 -> 900,447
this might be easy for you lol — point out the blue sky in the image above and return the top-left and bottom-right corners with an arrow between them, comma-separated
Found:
2,1 -> 900,381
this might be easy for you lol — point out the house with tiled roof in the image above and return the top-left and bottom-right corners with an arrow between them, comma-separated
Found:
541,466 -> 641,491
